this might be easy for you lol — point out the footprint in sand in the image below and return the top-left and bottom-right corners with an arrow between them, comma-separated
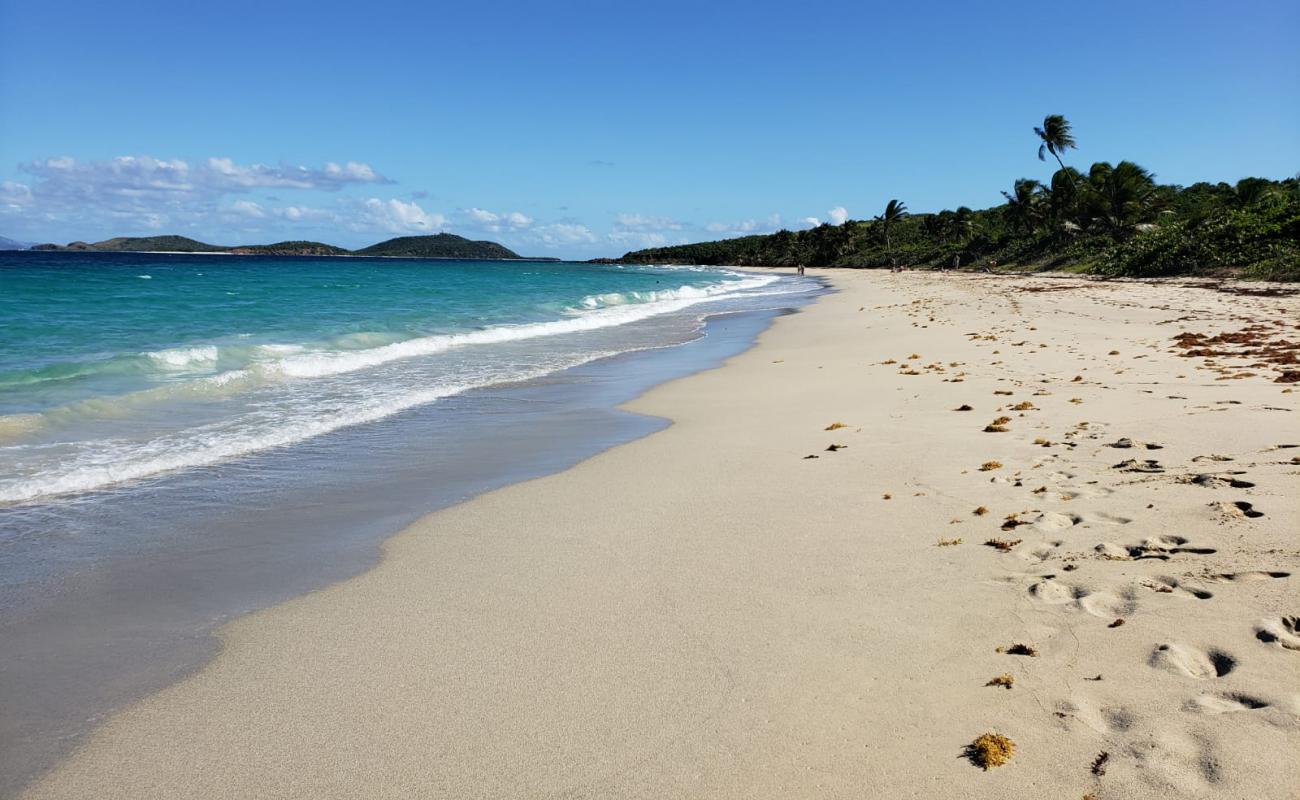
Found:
1028,577 -> 1139,617
1021,541 -> 1066,563
1143,576 -> 1214,600
1207,571 -> 1290,583
1150,643 -> 1236,679
1254,616 -> 1300,651
1212,500 -> 1264,519
1114,458 -> 1164,473
1183,473 -> 1257,489
1054,697 -> 1138,733
1184,692 -> 1271,714
1127,729 -> 1223,794
1097,535 -> 1216,560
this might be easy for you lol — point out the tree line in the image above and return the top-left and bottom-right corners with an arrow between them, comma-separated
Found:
618,116 -> 1298,280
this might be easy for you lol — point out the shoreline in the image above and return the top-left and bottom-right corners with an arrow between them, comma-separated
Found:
1,299 -> 814,798
22,270 -> 1300,798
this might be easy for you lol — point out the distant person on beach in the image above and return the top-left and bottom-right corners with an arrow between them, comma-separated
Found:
952,254 -> 960,271
797,264 -> 805,276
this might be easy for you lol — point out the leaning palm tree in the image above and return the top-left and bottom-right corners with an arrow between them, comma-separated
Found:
874,199 -> 908,267
1034,115 -> 1078,173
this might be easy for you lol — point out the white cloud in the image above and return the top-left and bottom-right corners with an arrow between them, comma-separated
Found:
229,199 -> 266,218
202,157 -> 389,190
799,216 -> 821,228
827,206 -> 849,226
463,207 -> 534,231
274,205 -> 334,222
0,154 -> 393,234
614,212 -> 684,230
355,198 -> 447,233
532,223 -> 597,246
607,229 -> 670,248
0,181 -> 33,209
21,155 -> 390,200
705,219 -> 757,234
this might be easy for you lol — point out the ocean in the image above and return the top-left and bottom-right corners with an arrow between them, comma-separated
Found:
0,250 -> 819,794
0,252 -> 811,503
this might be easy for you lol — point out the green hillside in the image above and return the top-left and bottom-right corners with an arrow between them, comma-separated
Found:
27,233 -> 523,260
230,241 -> 350,256
92,235 -> 227,252
354,234 -> 521,260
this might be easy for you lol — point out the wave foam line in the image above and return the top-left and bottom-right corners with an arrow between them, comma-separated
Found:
267,274 -> 777,380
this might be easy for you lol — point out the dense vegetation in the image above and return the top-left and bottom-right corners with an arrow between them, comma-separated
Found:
28,233 -> 525,260
353,234 -> 521,260
230,241 -> 350,256
618,116 -> 1299,280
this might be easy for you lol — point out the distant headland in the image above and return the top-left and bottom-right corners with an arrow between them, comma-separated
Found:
24,233 -> 557,261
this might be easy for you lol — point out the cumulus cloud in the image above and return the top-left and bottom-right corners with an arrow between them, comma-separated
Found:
531,223 -> 597,246
1,154 -> 393,234
827,206 -> 849,226
24,155 -> 390,198
462,207 -> 534,231
273,205 -> 335,222
799,216 -> 821,228
355,198 -> 447,233
228,199 -> 266,218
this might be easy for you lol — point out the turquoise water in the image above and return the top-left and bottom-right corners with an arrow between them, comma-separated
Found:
0,252 -> 805,503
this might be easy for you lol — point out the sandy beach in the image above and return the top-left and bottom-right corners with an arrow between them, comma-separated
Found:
23,270 -> 1299,799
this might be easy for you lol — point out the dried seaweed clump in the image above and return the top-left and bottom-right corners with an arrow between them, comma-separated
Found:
937,537 -> 963,547
986,673 -> 1014,689
1091,751 -> 1110,776
968,732 -> 1016,770
955,404 -> 974,411
1003,643 -> 1038,656
1011,401 -> 1035,411
824,422 -> 848,431
984,416 -> 1012,433
973,505 -> 989,516
979,461 -> 1003,472
984,537 -> 1022,552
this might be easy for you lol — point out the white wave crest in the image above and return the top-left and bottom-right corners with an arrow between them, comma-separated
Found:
262,274 -> 778,380
146,345 -> 220,370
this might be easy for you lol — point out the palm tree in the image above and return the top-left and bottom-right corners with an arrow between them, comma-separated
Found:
1047,167 -> 1083,228
1082,161 -> 1160,235
1034,115 -> 1078,173
874,199 -> 908,267
1001,179 -> 1044,234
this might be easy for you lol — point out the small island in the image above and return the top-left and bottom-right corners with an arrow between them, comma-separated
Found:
29,232 -> 541,261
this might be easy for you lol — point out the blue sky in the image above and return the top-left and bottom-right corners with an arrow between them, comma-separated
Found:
1,0 -> 1296,258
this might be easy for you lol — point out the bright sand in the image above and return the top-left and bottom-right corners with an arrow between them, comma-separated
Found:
23,271 -> 1299,799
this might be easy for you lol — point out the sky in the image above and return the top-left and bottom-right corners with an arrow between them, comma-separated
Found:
1,0 -> 1296,258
